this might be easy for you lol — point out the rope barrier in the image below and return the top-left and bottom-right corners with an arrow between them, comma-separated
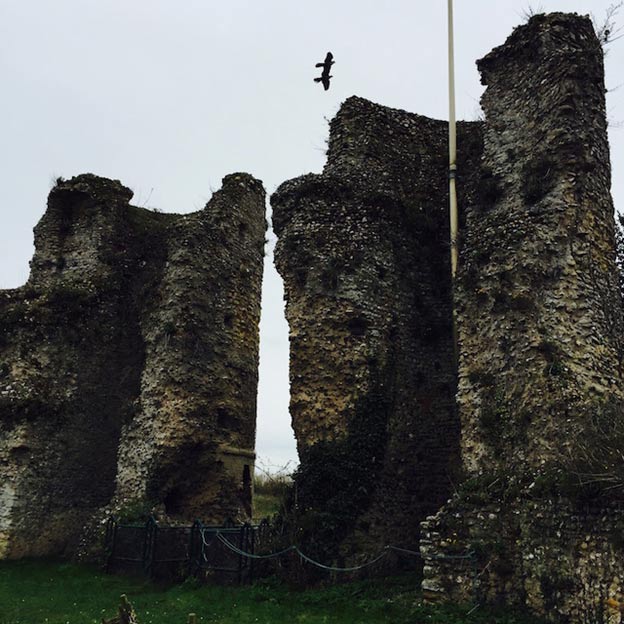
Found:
201,529 -> 475,573
296,547 -> 390,572
215,532 -> 390,572
387,545 -> 475,561
213,533 -> 296,560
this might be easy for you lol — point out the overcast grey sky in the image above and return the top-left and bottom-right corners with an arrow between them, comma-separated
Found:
2,0 -> 623,470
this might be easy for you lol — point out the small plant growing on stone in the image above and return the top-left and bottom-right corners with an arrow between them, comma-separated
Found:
537,339 -> 565,378
520,4 -> 545,22
163,320 -> 176,337
592,2 -> 623,47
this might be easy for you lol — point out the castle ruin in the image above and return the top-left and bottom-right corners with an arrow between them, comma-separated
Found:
0,173 -> 265,558
272,98 -> 480,554
421,13 -> 624,622
1,9 -> 623,622
274,11 -> 624,622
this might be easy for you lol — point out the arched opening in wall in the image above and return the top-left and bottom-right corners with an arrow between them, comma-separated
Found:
255,235 -> 299,474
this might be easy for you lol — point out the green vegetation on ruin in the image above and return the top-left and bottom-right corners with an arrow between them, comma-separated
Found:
252,471 -> 292,522
0,560 -> 547,624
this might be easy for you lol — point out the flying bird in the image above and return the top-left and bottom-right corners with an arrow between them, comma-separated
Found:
314,52 -> 334,91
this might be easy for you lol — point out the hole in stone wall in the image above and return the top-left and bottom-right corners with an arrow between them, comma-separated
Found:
478,167 -> 503,211
294,267 -> 308,287
216,407 -> 238,430
347,316 -> 368,337
163,487 -> 184,515
10,445 -> 30,458
320,257 -> 341,292
522,155 -> 556,204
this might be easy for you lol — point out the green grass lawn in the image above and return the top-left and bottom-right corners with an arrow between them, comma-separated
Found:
0,560 -> 545,624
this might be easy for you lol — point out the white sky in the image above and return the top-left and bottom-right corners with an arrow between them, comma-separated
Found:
1,1 -> 623,470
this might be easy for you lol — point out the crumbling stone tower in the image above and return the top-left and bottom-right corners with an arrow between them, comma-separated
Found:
422,14 -> 624,622
0,173 -> 265,559
272,97 -> 481,556
457,12 -> 623,474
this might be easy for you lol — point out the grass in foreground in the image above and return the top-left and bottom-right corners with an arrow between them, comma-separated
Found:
0,560 -> 546,624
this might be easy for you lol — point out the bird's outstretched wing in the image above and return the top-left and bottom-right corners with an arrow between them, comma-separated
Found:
315,52 -> 334,69
314,52 -> 334,90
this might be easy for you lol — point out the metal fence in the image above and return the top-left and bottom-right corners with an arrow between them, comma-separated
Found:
104,516 -> 271,584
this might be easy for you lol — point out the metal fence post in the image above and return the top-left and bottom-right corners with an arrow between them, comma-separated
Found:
143,515 -> 158,577
189,520 -> 202,576
237,524 -> 245,584
249,525 -> 256,583
104,516 -> 118,573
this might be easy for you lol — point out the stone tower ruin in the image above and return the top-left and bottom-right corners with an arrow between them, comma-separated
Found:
421,13 -> 624,623
2,11 -> 623,621
274,11 -> 624,621
0,173 -> 265,558
272,98 -> 481,554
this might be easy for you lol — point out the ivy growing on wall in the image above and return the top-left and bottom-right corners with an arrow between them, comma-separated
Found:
279,380 -> 393,573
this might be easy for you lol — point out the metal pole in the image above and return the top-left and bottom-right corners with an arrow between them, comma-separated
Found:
448,0 -> 458,279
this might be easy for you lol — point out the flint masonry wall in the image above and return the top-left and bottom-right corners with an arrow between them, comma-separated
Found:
272,97 -> 482,556
457,12 -> 623,475
422,14 -> 624,622
0,173 -> 265,558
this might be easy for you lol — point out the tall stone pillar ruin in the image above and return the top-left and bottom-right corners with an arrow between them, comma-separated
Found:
272,97 -> 481,557
0,173 -> 265,558
422,14 -> 624,621
457,12 -> 622,475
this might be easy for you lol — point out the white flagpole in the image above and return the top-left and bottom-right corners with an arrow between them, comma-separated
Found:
448,0 -> 458,280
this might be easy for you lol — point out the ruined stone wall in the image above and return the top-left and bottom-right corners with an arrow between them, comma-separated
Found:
422,495 -> 624,622
422,14 -> 624,621
0,173 -> 265,558
456,12 -> 623,476
272,97 -> 481,557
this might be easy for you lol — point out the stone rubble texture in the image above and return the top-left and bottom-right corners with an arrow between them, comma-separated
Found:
0,173 -> 265,558
421,13 -> 624,623
0,10 -> 623,620
272,97 -> 482,552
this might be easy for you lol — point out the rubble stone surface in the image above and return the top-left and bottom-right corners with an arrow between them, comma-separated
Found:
272,97 -> 482,554
422,13 -> 624,623
0,173 -> 265,558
